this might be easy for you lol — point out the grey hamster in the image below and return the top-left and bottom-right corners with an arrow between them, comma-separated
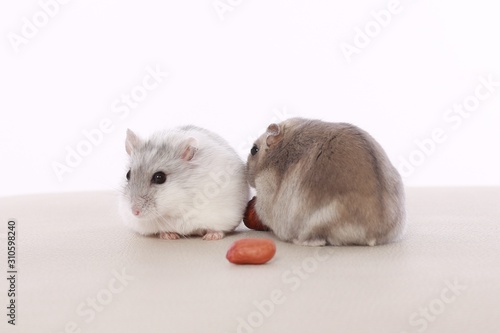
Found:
247,118 -> 406,246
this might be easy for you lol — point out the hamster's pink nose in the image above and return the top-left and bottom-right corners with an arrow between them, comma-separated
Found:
132,208 -> 141,216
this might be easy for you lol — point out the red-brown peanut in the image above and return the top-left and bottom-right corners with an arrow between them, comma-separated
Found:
226,238 -> 276,265
243,197 -> 270,231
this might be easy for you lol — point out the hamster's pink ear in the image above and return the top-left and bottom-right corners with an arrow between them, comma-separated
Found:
125,129 -> 142,155
181,138 -> 198,161
266,123 -> 283,147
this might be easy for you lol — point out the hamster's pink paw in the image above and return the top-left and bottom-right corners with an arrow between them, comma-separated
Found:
160,232 -> 181,240
202,230 -> 225,240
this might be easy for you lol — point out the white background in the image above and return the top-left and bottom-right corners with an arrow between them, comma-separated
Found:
1,0 -> 499,197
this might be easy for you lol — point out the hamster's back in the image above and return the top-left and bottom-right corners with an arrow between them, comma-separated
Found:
178,125 -> 240,159
260,118 -> 406,245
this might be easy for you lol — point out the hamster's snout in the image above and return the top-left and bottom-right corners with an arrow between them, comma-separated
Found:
132,206 -> 141,216
128,196 -> 151,218
130,202 -> 149,217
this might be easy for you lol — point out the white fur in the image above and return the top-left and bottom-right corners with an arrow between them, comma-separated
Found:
120,126 -> 249,238
329,224 -> 367,246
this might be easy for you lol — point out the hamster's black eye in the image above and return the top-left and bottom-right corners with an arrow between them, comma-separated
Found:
126,170 -> 131,181
251,145 -> 259,156
152,171 -> 167,185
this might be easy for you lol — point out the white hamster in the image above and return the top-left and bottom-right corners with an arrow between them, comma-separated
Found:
120,125 -> 249,240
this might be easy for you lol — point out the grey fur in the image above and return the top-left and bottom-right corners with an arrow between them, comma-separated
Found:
247,118 -> 406,246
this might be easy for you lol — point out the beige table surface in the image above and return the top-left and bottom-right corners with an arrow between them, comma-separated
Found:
1,187 -> 499,333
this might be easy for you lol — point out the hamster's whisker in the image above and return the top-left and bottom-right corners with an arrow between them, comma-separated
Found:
151,209 -> 189,240
149,210 -> 169,232
151,203 -> 190,238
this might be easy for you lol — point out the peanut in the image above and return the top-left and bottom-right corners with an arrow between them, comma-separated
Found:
226,238 -> 276,265
243,197 -> 270,231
